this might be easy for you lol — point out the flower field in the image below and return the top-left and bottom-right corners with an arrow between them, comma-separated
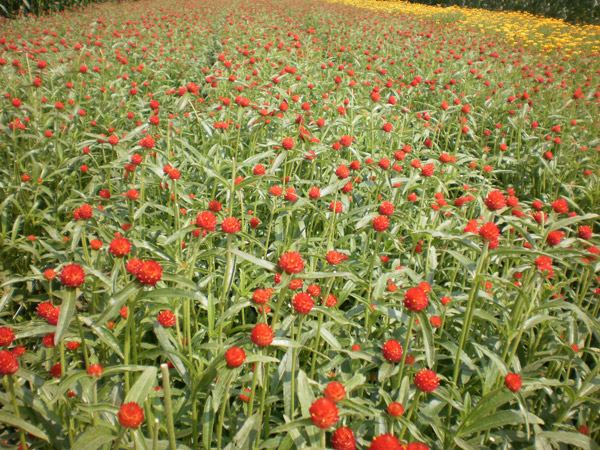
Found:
0,0 -> 599,448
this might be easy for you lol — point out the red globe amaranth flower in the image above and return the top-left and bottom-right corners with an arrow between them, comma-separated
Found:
379,201 -> 394,216
309,397 -> 339,429
282,137 -> 294,150
406,443 -> 430,450
66,341 -> 80,351
135,260 -> 162,286
126,258 -> 143,275
578,226 -> 592,240
292,292 -> 314,315
109,237 -> 132,257
0,327 -> 15,347
485,190 -> 506,210
225,346 -> 246,368
0,350 -> 19,375
414,369 -> 440,392
387,402 -> 404,417
87,364 -> 103,378
196,211 -> 217,232
373,215 -> 389,232
551,198 -> 569,214
324,381 -> 346,403
279,251 -> 304,274
250,323 -> 273,347
60,264 -> 85,288
479,222 -> 500,242
326,250 -> 344,265
505,372 -> 522,392
382,339 -> 403,363
331,427 -> 356,450
252,288 -> 274,305
221,217 -> 241,234
118,402 -> 144,428
43,333 -> 56,348
546,230 -> 565,246
157,311 -> 176,327
43,269 -> 57,280
368,434 -> 403,450
50,362 -> 62,378
404,287 -> 428,312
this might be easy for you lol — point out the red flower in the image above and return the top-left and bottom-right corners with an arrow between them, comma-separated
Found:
326,250 -> 344,265
387,402 -> 404,417
404,287 -> 428,312
505,372 -> 522,392
60,264 -> 85,288
282,137 -> 295,149
309,397 -> 339,429
126,258 -> 143,275
50,362 -> 62,378
221,217 -> 241,234
0,350 -> 19,375
373,215 -> 389,232
324,381 -> 346,403
379,201 -> 394,216
279,251 -> 304,274
196,211 -> 217,232
157,311 -> 176,327
368,434 -> 402,450
87,364 -> 103,378
421,163 -> 434,177
578,226 -> 592,240
43,269 -> 57,280
292,292 -> 314,315
135,260 -> 162,286
336,164 -> 350,179
109,237 -> 132,257
252,288 -> 274,305
414,369 -> 439,392
331,427 -> 356,450
546,230 -> 565,246
118,402 -> 144,428
0,327 -> 15,347
479,222 -> 500,242
250,323 -> 273,347
225,347 -> 246,368
551,199 -> 568,214
43,333 -> 55,348
208,200 -> 223,212
485,190 -> 506,211
382,339 -> 403,363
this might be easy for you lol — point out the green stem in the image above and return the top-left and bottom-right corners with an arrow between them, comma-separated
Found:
5,376 -> 27,450
161,364 -> 177,450
452,242 -> 489,385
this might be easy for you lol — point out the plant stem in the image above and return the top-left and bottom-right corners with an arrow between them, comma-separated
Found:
452,242 -> 489,386
161,364 -> 177,450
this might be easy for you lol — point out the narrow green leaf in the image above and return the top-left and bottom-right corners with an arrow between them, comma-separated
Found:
0,411 -> 50,442
72,426 -> 115,450
124,366 -> 157,404
54,288 -> 77,345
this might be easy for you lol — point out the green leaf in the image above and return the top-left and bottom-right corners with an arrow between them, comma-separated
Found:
154,323 -> 191,386
417,311 -> 435,367
54,287 -> 78,345
72,426 -> 116,450
538,431 -> 599,450
0,411 -> 50,442
459,410 -> 525,436
124,366 -> 158,404
96,281 -> 141,324
223,413 -> 260,450
229,249 -> 277,272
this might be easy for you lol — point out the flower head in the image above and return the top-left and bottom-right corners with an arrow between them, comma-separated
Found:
118,402 -> 144,428
414,369 -> 439,392
279,251 -> 304,274
309,397 -> 339,429
60,264 -> 85,288
505,372 -> 522,392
